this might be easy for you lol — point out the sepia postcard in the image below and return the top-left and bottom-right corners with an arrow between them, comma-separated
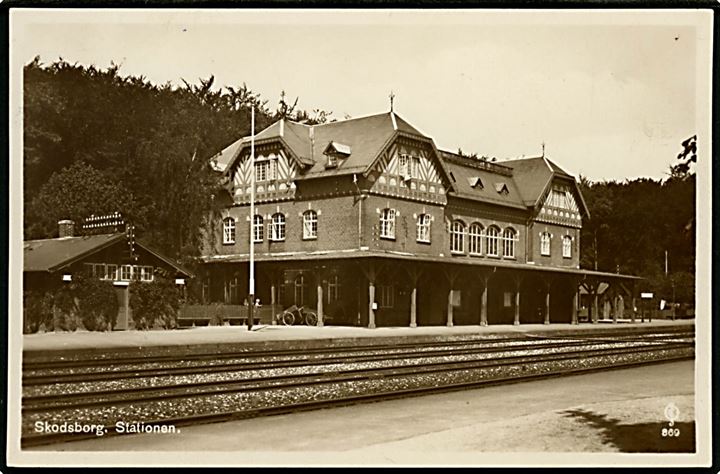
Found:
6,7 -> 714,468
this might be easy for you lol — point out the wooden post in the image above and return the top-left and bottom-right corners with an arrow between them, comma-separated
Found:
544,284 -> 551,325
270,281 -> 277,325
617,295 -> 624,320
480,275 -> 488,326
572,284 -> 579,325
316,281 -> 324,327
368,281 -> 376,329
447,289 -> 454,327
410,286 -> 417,328
514,278 -> 521,326
631,296 -> 637,323
612,294 -> 618,324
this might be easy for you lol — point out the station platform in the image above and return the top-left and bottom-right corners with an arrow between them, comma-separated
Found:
22,319 -> 694,355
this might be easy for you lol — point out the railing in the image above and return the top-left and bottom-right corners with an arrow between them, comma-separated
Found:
178,304 -> 277,327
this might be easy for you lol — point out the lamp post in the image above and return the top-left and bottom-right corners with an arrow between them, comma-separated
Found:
248,105 -> 256,331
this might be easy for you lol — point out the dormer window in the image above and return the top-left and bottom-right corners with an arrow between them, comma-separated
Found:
468,177 -> 484,189
494,182 -> 509,195
324,142 -> 351,169
398,153 -> 421,180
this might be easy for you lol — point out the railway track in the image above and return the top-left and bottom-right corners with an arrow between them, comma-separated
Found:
21,328 -> 694,448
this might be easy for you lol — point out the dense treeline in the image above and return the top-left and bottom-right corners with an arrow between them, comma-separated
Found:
24,57 -> 329,263
579,172 -> 696,303
23,58 -> 696,304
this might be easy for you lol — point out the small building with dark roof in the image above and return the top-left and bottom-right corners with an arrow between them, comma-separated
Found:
24,220 -> 193,330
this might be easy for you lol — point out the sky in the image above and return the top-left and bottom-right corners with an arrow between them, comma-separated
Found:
12,9 -> 711,182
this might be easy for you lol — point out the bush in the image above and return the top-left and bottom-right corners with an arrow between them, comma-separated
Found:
23,290 -> 54,334
52,285 -> 81,332
129,278 -> 181,330
72,274 -> 118,331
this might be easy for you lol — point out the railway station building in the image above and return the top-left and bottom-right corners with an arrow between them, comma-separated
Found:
200,111 -> 640,327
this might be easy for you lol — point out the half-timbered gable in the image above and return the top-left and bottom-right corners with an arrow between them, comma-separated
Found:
368,136 -> 450,206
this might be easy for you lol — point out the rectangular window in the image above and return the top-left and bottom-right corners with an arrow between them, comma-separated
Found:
540,233 -> 551,256
120,265 -> 133,281
411,156 -> 421,179
416,214 -> 430,243
378,285 -> 395,308
562,236 -> 572,258
140,266 -> 154,282
380,209 -> 396,239
253,216 -> 264,242
398,154 -> 409,177
303,211 -> 318,239
106,264 -> 118,281
255,161 -> 268,182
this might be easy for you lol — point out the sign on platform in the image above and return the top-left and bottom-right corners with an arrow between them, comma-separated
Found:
640,292 -> 654,299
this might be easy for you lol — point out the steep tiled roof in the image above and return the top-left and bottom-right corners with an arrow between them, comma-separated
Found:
440,152 -> 526,209
24,233 -> 126,272
500,156 -> 554,206
221,112 -> 423,178
24,233 -> 193,276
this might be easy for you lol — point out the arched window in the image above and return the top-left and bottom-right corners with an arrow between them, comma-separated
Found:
303,210 -> 318,239
252,215 -> 264,243
450,220 -> 466,253
380,208 -> 396,239
468,223 -> 484,255
294,274 -> 306,306
540,232 -> 551,256
270,213 -> 285,241
486,226 -> 500,256
416,214 -> 431,243
222,217 -> 235,244
562,235 -> 572,258
502,228 -> 517,258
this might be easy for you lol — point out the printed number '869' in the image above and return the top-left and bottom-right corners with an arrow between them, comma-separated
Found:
662,428 -> 680,437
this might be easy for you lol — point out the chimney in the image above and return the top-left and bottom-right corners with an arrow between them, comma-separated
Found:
58,219 -> 75,238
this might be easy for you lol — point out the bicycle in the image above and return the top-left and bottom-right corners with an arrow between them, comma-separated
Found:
277,305 -> 318,326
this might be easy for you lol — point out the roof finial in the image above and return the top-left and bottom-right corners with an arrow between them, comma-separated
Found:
541,141 -> 546,158
389,90 -> 395,113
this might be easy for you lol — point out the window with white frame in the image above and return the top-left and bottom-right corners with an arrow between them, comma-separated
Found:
223,217 -> 236,244
327,275 -> 341,303
378,285 -> 395,308
121,265 -> 133,281
398,154 -> 421,180
398,154 -> 410,177
303,210 -> 318,239
416,214 -> 431,243
486,226 -> 500,256
380,208 -> 396,239
139,266 -> 154,282
450,220 -> 466,253
254,157 -> 278,182
562,235 -> 572,258
468,223 -> 484,255
502,228 -> 517,258
106,264 -> 118,281
270,213 -> 285,241
253,215 -> 264,242
540,232 -> 551,256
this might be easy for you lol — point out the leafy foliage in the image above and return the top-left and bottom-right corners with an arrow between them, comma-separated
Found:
72,273 -> 119,331
579,172 -> 695,303
22,290 -> 54,334
129,278 -> 182,330
24,57 -> 332,266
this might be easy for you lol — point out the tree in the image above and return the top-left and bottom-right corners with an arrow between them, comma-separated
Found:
25,161 -> 134,239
